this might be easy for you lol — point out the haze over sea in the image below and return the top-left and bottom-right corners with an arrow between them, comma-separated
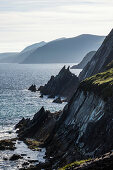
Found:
0,63 -> 81,139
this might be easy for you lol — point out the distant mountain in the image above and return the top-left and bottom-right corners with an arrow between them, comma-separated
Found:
71,51 -> 96,69
22,34 -> 105,64
21,41 -> 46,53
0,41 -> 46,63
12,41 -> 47,63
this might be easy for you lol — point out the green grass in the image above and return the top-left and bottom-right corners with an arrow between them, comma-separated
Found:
59,159 -> 91,170
79,68 -> 113,100
25,139 -> 41,151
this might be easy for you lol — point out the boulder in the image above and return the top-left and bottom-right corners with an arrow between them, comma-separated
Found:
9,154 -> 23,161
28,84 -> 36,92
0,139 -> 16,150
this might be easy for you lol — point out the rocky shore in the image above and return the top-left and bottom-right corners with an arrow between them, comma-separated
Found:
13,29 -> 113,170
38,66 -> 79,101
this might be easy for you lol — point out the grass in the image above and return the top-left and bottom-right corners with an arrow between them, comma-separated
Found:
25,139 -> 41,151
79,68 -> 113,100
59,159 -> 91,170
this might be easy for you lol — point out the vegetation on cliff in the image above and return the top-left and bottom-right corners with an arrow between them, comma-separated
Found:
80,67 -> 113,100
59,159 -> 91,170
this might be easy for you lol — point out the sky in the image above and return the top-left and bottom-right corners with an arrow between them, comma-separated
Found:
0,0 -> 113,52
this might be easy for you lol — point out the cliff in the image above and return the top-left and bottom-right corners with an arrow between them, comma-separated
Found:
16,107 -> 62,142
38,66 -> 79,101
44,67 -> 113,168
16,29 -> 113,169
71,51 -> 96,69
79,29 -> 113,81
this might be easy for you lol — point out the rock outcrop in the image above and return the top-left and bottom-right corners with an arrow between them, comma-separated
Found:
38,66 -> 79,101
71,51 -> 96,69
28,84 -> 36,92
79,29 -> 113,81
44,68 -> 113,168
16,107 -> 62,142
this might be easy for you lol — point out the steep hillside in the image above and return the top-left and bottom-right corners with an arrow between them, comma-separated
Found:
22,34 -> 105,64
12,41 -> 46,63
71,51 -> 96,69
0,41 -> 46,63
60,151 -> 113,170
21,41 -> 46,53
79,29 -> 113,81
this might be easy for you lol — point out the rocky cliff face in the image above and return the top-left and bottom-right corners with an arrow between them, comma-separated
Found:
39,66 -> 79,100
16,107 -> 61,142
45,72 -> 113,168
79,29 -> 113,81
17,83 -> 113,169
16,29 -> 113,169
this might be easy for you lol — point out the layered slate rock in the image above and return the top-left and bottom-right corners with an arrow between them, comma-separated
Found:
71,51 -> 96,69
79,29 -> 113,81
16,107 -> 62,142
38,66 -> 79,100
43,29 -> 113,168
16,29 -> 113,169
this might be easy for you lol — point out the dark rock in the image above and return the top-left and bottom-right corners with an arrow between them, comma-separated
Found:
28,84 -> 36,92
0,139 -> 16,150
22,162 -> 29,166
38,66 -> 79,101
28,160 -> 39,163
15,117 -> 30,133
3,157 -> 8,160
38,85 -> 44,91
9,154 -> 23,161
53,97 -> 62,104
21,154 -> 27,156
16,107 -> 62,142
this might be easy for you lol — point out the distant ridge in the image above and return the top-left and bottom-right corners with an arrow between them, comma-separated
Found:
22,34 -> 105,64
0,34 -> 105,64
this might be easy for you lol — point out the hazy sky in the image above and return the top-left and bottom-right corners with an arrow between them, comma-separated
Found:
0,0 -> 113,52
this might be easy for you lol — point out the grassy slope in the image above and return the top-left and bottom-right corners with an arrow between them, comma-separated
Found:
59,159 -> 91,170
79,67 -> 113,100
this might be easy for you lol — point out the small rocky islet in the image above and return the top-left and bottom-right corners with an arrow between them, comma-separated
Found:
28,65 -> 79,102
